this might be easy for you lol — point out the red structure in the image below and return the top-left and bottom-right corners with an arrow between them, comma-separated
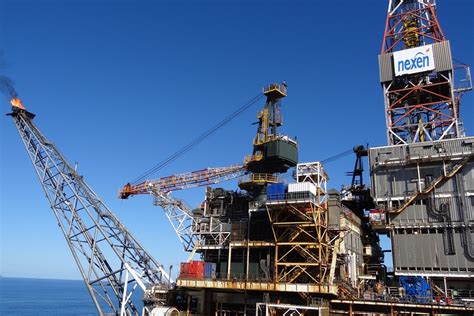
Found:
179,261 -> 205,279
381,0 -> 445,54
379,0 -> 470,145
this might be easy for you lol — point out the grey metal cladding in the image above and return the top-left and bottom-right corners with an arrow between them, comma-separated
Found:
392,229 -> 473,276
372,163 -> 474,199
369,137 -> 474,167
371,137 -> 474,277
390,195 -> 471,224
378,41 -> 453,83
379,53 -> 394,82
328,203 -> 341,229
432,40 -> 453,73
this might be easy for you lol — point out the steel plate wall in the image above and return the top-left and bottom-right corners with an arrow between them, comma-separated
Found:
379,53 -> 394,82
370,137 -> 474,276
432,40 -> 454,73
369,137 -> 474,202
392,228 -> 473,277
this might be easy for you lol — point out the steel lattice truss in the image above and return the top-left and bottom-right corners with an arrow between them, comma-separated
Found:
383,73 -> 459,144
121,165 -> 245,198
379,0 -> 466,145
10,109 -> 169,315
151,189 -> 198,252
151,189 -> 232,252
120,165 -> 246,252
381,0 -> 444,54
266,201 -> 329,284
266,162 -> 330,286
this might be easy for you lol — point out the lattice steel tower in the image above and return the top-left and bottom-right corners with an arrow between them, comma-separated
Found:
379,0 -> 471,145
8,100 -> 170,315
371,0 -> 474,281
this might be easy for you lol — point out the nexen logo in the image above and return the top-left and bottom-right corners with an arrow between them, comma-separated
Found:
397,52 -> 430,73
393,44 -> 435,76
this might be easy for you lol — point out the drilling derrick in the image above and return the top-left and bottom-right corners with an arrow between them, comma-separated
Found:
380,0 -> 471,145
8,100 -> 171,315
371,0 -> 474,294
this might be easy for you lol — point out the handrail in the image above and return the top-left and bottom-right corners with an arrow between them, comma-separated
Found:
240,173 -> 279,184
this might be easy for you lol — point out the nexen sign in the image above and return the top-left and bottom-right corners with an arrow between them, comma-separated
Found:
393,44 -> 435,76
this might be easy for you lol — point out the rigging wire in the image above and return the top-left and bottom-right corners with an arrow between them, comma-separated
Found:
131,93 -> 264,184
320,148 -> 354,164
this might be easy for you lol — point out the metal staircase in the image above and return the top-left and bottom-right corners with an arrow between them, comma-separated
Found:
337,280 -> 358,300
392,156 -> 471,214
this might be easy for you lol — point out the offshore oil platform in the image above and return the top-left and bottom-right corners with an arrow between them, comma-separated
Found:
4,0 -> 474,315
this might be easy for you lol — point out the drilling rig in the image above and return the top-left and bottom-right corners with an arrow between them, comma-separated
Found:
5,1 -> 474,315
371,0 -> 474,301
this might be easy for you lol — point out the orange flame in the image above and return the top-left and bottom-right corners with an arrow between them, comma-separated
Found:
10,97 -> 26,110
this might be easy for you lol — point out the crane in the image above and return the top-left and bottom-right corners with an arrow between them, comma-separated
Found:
119,165 -> 247,251
117,83 -> 298,252
117,83 -> 295,252
8,98 -> 171,315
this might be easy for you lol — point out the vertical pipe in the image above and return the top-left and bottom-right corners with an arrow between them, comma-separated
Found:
227,244 -> 232,280
443,277 -> 448,298
417,162 -> 422,192
274,245 -> 278,282
246,242 -> 250,281
246,213 -> 251,281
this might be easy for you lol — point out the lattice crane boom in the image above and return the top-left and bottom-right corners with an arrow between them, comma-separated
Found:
119,165 -> 246,198
119,165 -> 247,252
8,99 -> 170,316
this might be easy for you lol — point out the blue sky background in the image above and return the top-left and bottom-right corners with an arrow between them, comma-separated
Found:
1,0 -> 473,280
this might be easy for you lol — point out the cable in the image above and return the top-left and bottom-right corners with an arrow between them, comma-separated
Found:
131,93 -> 264,184
320,148 -> 354,165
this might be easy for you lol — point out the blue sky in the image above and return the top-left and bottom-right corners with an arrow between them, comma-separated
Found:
1,0 -> 473,280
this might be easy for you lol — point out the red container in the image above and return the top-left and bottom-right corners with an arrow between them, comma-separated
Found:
180,262 -> 190,278
179,261 -> 205,279
189,260 -> 205,279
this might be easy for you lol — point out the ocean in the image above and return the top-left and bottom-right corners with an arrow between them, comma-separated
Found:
0,277 -> 97,315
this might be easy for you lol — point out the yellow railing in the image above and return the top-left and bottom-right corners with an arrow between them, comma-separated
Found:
244,153 -> 264,163
240,173 -> 279,184
263,83 -> 287,96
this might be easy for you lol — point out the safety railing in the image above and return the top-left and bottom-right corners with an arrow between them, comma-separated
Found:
244,153 -> 263,163
340,283 -> 473,307
267,191 -> 318,204
239,173 -> 279,184
263,83 -> 287,96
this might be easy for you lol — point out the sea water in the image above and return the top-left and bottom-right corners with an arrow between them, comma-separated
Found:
0,277 -> 98,315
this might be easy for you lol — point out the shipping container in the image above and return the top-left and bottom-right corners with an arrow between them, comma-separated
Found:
190,261 -> 205,279
204,262 -> 217,279
288,182 -> 316,195
179,262 -> 190,278
179,261 -> 205,279
267,182 -> 287,200
267,183 -> 286,195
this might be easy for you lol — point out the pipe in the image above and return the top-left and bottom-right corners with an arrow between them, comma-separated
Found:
455,174 -> 474,259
